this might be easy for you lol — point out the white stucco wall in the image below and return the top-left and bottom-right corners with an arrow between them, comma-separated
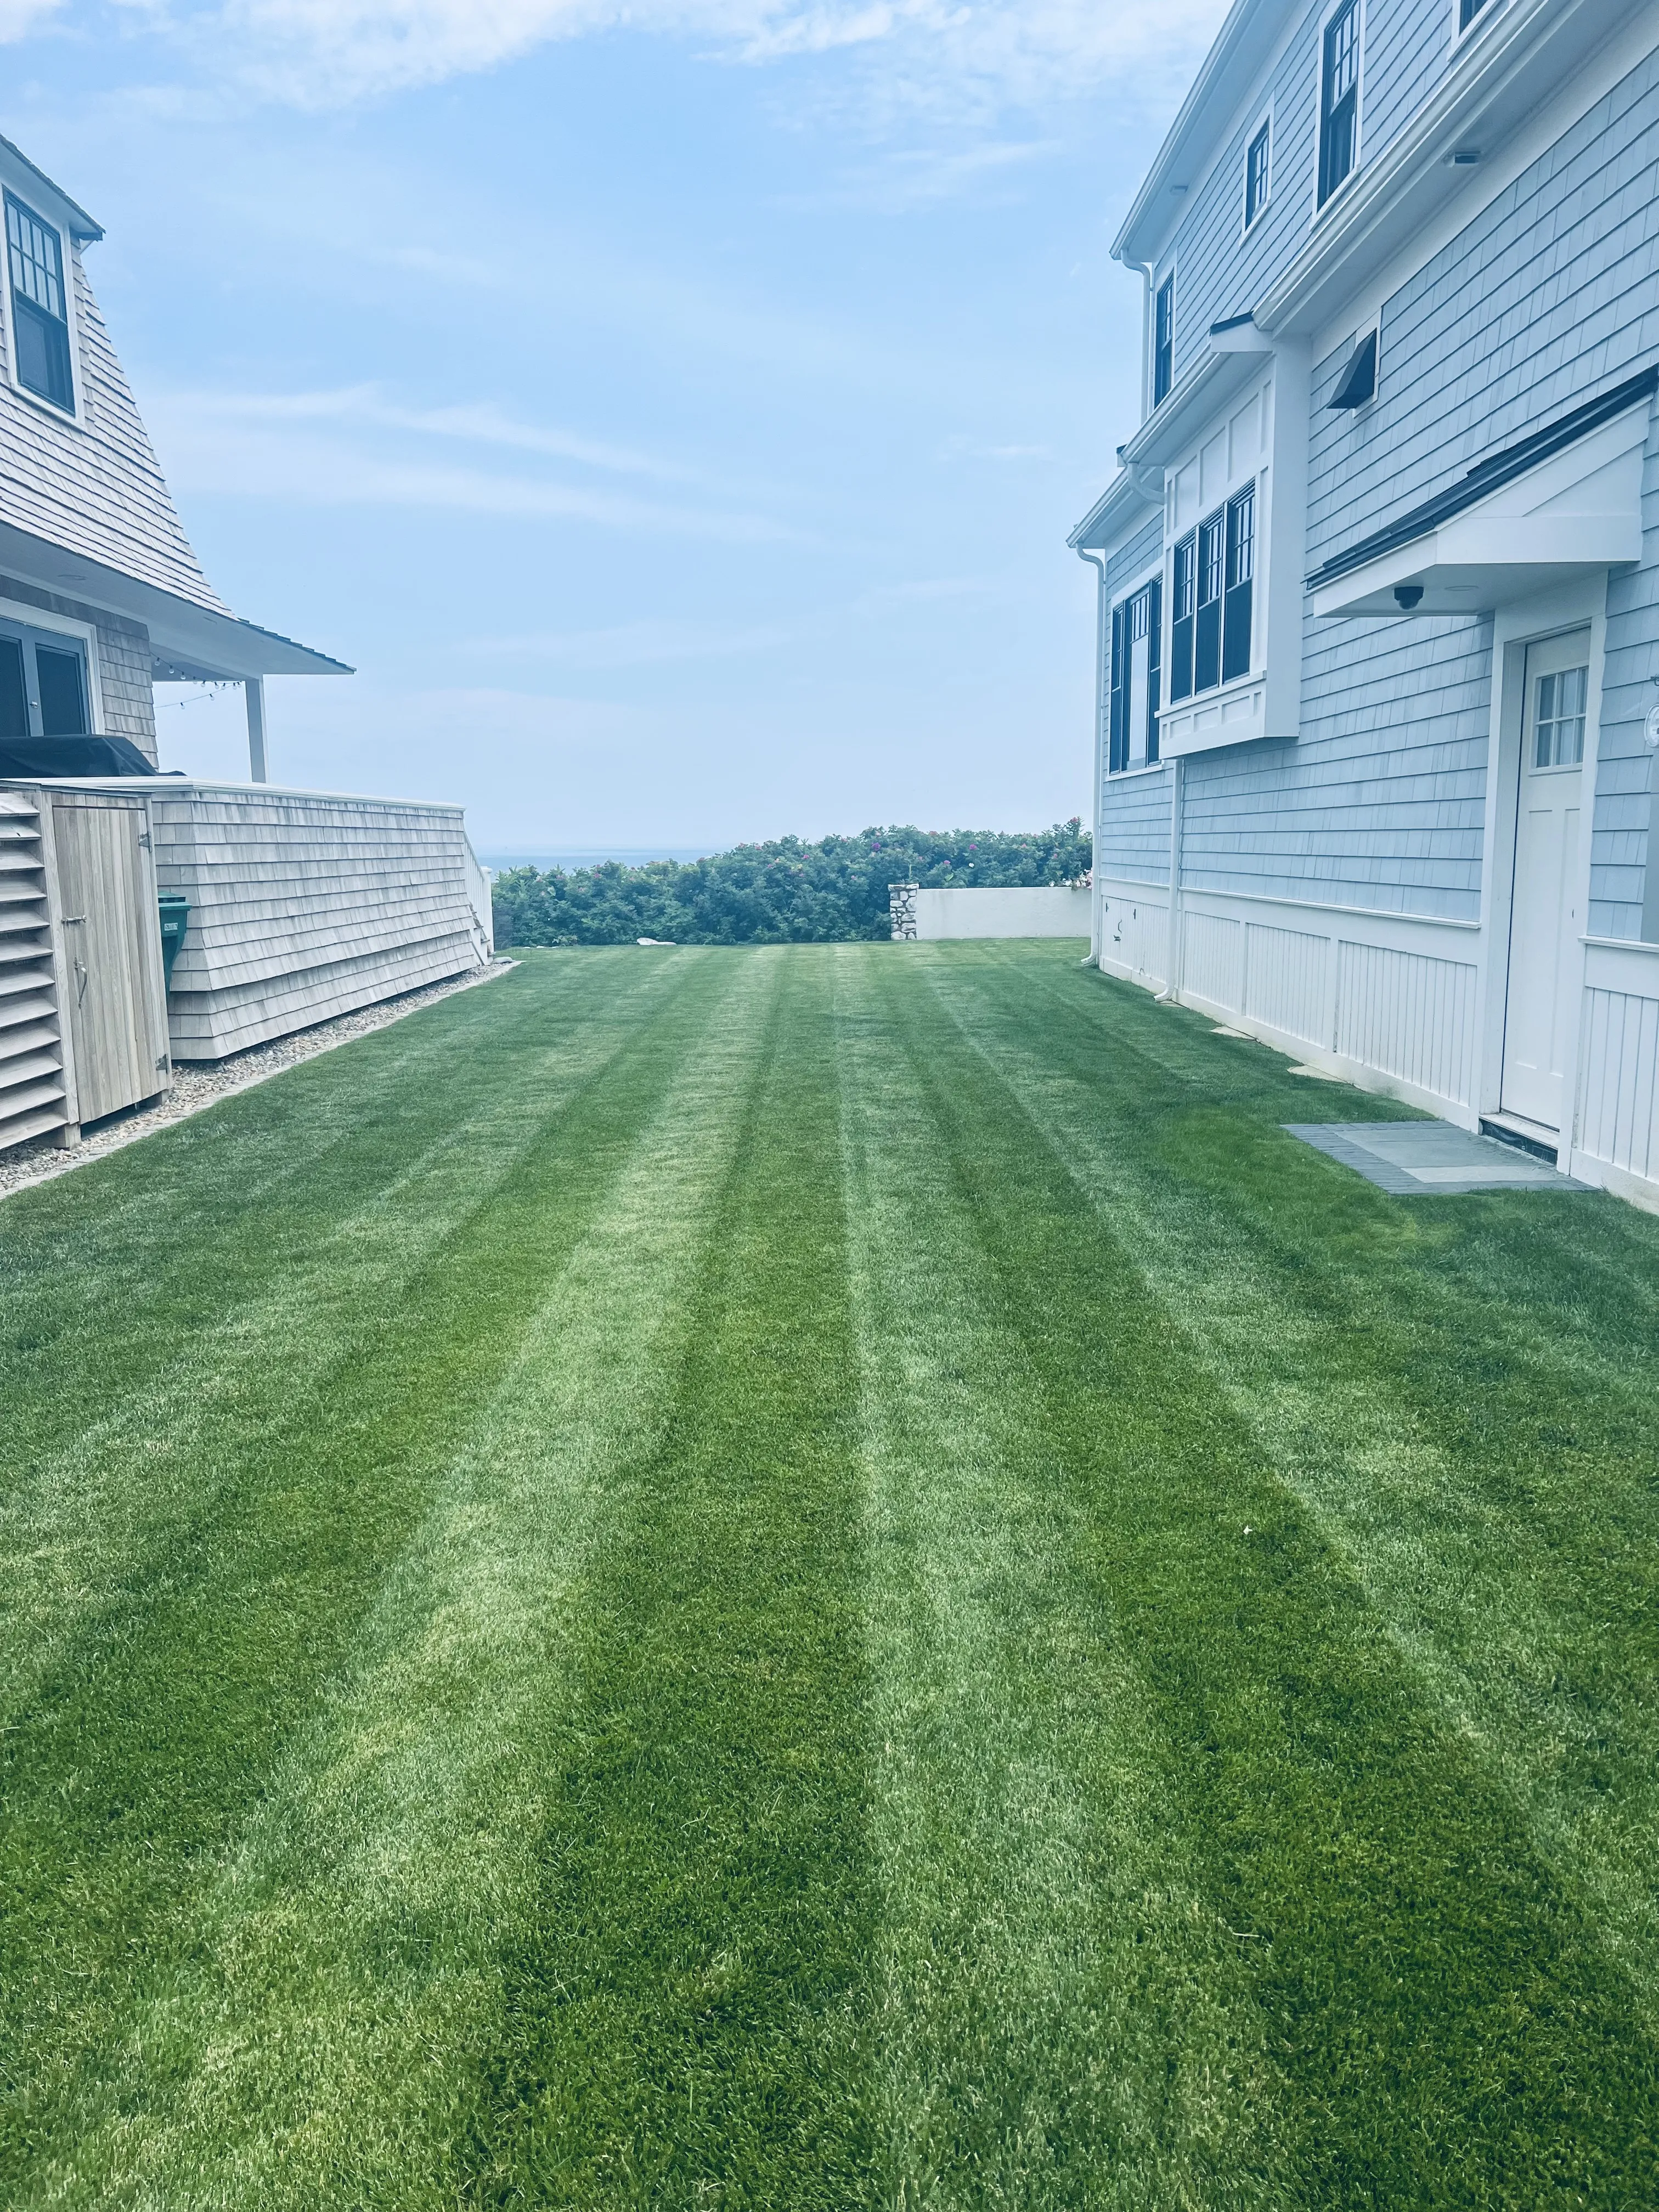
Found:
913,887 -> 1092,939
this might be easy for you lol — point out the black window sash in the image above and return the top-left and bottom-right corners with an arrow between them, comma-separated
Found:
0,624 -> 90,737
1194,511 -> 1224,693
1170,534 -> 1195,702
1319,0 -> 1360,205
1245,123 -> 1270,225
1108,600 -> 1129,775
5,194 -> 74,413
1222,485 -> 1256,685
1146,579 -> 1163,765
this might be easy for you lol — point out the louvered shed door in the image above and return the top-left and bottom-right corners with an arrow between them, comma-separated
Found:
52,797 -> 168,1126
0,793 -> 69,1148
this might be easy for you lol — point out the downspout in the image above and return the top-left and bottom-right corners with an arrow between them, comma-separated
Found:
1077,548 -> 1108,966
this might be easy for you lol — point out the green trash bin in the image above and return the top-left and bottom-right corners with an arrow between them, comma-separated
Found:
157,893 -> 190,993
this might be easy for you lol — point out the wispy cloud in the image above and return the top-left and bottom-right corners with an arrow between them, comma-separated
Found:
111,1 -> 1231,116
0,0 -> 61,36
143,384 -> 795,538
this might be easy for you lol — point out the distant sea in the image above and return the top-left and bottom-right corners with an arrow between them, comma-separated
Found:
479,848 -> 710,873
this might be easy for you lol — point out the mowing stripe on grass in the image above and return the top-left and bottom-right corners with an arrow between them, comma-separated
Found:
0,952 -> 752,2184
876,947 -> 1659,2210
0,951 -> 685,1480
836,949 -> 1289,2212
0,952 -> 698,1730
924,945 -> 1659,2024
464,947 -> 877,2210
27,956 -> 781,2212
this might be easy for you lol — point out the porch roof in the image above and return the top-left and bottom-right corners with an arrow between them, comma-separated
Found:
1306,365 -> 1657,620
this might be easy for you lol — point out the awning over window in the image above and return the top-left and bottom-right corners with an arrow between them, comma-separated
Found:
1307,366 -> 1655,619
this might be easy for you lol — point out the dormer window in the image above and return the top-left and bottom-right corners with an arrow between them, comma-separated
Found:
5,195 -> 74,414
1318,0 -> 1361,206
1153,275 -> 1175,407
1459,0 -> 1492,27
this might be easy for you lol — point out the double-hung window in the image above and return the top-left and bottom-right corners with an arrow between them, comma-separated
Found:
1318,0 -> 1361,206
1107,578 -> 1162,774
1153,275 -> 1175,407
1244,121 -> 1271,228
0,618 -> 91,740
1171,483 -> 1256,705
5,195 -> 74,414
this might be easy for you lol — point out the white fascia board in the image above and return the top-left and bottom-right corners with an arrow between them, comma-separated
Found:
1255,0 -> 1645,341
1068,471 -> 1157,553
1118,345 -> 1268,475
1113,0 -> 1288,269
1310,404 -> 1647,618
0,518 -> 351,678
0,134 -> 101,242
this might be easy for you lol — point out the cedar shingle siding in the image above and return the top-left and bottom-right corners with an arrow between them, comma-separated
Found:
0,243 -> 226,619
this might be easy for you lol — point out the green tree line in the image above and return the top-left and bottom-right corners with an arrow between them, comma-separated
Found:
490,821 -> 1092,947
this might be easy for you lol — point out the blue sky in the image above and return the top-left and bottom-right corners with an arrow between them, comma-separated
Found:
4,0 -> 1227,851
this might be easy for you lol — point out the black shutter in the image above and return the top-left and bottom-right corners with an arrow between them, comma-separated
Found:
1170,535 -> 1195,702
1194,513 -> 1223,693
1222,485 -> 1255,685
1319,0 -> 1360,205
1119,606 -> 1132,778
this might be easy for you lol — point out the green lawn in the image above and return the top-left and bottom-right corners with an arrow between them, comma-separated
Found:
3,942 -> 1658,2209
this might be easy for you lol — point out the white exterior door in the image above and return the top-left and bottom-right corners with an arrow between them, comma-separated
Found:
1500,626 -> 1590,1132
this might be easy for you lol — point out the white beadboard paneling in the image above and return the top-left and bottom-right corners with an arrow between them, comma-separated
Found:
1576,987 -> 1659,1181
1245,922 -> 1330,1046
1336,940 -> 1478,1108
1098,883 -> 1167,990
1182,908 -> 1246,1012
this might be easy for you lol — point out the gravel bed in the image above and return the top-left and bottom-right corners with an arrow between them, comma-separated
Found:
0,957 -> 517,1205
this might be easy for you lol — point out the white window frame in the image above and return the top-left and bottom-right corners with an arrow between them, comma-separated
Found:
0,194 -> 84,428
0,593 -> 104,732
1311,0 -> 1366,221
1452,0 -> 1500,43
1242,108 -> 1274,236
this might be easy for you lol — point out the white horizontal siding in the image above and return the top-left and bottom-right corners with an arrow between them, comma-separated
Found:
1098,765 -> 1172,887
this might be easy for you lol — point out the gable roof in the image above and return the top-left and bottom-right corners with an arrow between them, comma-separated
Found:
0,137 -> 346,679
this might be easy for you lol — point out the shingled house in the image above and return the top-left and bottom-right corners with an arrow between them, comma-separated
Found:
0,136 -> 490,1151
1074,0 -> 1659,1209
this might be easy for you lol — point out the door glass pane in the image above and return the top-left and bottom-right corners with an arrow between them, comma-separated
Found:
36,644 -> 87,736
0,636 -> 26,739
1534,665 -> 1587,768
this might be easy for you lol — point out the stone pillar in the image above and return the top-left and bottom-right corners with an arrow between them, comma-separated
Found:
889,882 -> 918,941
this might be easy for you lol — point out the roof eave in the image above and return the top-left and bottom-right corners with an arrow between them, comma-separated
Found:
0,517 -> 351,678
0,133 -> 102,241
1112,0 -> 1285,269
1068,471 -> 1156,552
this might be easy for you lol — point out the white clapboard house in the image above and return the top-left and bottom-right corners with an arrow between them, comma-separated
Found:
1074,0 -> 1659,1209
0,136 -> 491,1152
